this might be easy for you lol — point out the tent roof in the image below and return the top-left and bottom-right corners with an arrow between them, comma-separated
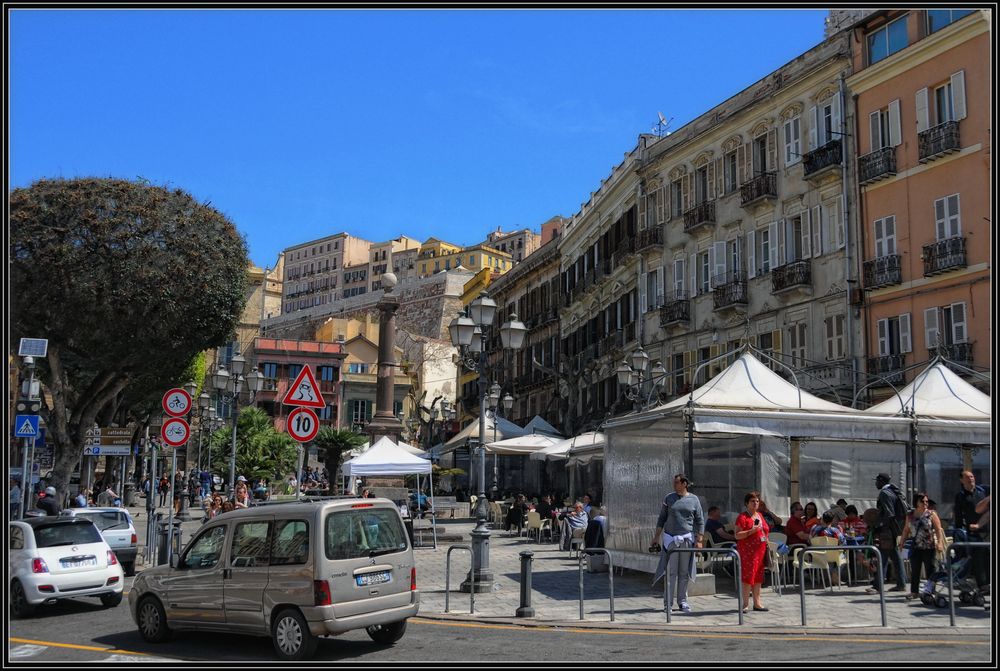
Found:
865,360 -> 991,420
439,414 -> 527,453
530,431 -> 605,461
396,441 -> 429,457
485,434 -> 560,455
343,436 -> 432,476
522,415 -> 563,437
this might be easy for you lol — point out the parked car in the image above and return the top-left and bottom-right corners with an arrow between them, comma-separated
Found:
8,515 -> 125,618
65,507 -> 138,576
128,497 -> 419,660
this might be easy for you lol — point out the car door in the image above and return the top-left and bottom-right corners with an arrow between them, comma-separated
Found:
162,524 -> 228,625
223,517 -> 272,631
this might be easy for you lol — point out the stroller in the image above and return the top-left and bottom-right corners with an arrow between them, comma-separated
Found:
920,554 -> 987,608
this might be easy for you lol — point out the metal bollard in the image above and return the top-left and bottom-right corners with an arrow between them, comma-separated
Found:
445,545 -> 475,614
516,550 -> 535,617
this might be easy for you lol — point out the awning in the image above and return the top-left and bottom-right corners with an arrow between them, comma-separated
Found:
437,414 -> 528,455
529,431 -> 606,461
485,434 -> 560,456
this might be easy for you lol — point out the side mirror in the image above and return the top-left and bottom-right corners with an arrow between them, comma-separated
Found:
170,554 -> 181,569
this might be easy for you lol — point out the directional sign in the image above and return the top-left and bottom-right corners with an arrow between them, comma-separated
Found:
286,407 -> 320,443
14,415 -> 40,438
161,418 -> 190,447
162,388 -> 193,417
84,445 -> 132,456
281,366 -> 326,408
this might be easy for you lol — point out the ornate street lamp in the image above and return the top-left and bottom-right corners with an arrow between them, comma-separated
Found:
617,347 -> 668,411
212,354 -> 264,499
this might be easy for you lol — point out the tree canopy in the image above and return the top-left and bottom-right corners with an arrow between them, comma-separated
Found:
205,407 -> 300,483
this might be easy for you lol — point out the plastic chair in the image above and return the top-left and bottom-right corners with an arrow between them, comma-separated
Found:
765,541 -> 785,594
793,545 -> 829,590
808,536 -> 847,589
524,511 -> 542,542
768,531 -> 787,546
702,534 -> 735,577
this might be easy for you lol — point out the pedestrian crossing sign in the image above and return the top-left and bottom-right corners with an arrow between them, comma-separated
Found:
14,415 -> 40,438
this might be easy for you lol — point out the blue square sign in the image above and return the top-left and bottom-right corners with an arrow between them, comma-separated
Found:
14,415 -> 40,438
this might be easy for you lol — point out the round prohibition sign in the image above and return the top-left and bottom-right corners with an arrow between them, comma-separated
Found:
286,407 -> 319,443
161,417 -> 190,447
162,388 -> 192,417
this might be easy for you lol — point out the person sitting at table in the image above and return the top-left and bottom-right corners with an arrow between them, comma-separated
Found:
785,501 -> 811,546
803,501 -> 820,533
559,502 -> 589,550
810,511 -> 846,542
839,505 -> 867,537
535,494 -> 555,521
581,493 -> 595,518
504,494 -> 528,533
705,506 -> 736,543
758,500 -> 783,533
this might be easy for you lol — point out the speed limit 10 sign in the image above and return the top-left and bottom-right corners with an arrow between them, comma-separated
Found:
286,407 -> 319,443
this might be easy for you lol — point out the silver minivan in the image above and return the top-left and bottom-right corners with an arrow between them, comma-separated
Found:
127,497 -> 419,660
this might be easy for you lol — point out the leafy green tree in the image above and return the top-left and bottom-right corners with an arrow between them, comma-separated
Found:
313,427 -> 368,485
10,177 -> 248,496
205,407 -> 300,484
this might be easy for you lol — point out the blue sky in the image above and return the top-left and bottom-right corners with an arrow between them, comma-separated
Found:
10,9 -> 828,268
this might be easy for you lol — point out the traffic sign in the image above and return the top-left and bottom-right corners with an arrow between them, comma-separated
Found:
281,366 -> 326,408
14,415 -> 40,438
161,418 -> 190,447
83,445 -> 132,456
162,388 -> 193,417
286,407 -> 320,442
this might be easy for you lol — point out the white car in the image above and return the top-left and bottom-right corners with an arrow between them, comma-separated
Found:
65,508 -> 138,576
9,515 -> 125,618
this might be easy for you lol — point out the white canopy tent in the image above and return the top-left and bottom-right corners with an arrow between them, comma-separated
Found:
522,415 -> 563,437
529,431 -> 606,462
485,434 -> 560,455
438,414 -> 528,453
341,436 -> 437,548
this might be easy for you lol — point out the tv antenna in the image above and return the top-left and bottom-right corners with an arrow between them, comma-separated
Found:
653,112 -> 673,137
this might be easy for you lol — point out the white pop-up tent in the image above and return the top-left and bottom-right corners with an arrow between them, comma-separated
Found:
342,436 -> 437,548
485,434 -> 561,455
522,415 -> 563,437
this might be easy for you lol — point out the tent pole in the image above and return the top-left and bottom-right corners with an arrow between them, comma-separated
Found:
429,467 -> 437,549
790,438 -> 800,504
686,400 -> 695,479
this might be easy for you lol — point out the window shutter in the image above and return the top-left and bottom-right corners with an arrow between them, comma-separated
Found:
639,272 -> 648,314
747,229 -> 756,279
916,87 -> 929,132
812,205 -> 823,256
742,141 -> 753,183
707,160 -> 716,200
638,191 -> 647,230
682,175 -> 691,213
934,197 -> 946,240
715,157 -> 724,197
869,110 -> 882,151
682,350 -> 692,388
899,312 -> 912,354
768,221 -> 779,270
690,253 -> 697,296
767,128 -> 778,173
802,209 -> 812,259
831,93 -> 841,139
947,194 -> 961,237
784,218 -> 796,263
951,302 -> 967,343
771,329 -> 782,355
874,218 -> 885,258
714,241 -> 727,285
923,307 -> 940,349
835,195 -> 845,249
674,258 -> 684,296
877,318 -> 889,356
951,70 -> 966,120
808,106 -> 818,150
656,267 -> 664,305
707,245 -> 716,289
888,99 -> 902,147
784,120 -> 794,165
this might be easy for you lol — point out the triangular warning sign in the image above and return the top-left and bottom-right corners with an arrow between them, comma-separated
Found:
18,419 -> 37,437
281,365 -> 326,408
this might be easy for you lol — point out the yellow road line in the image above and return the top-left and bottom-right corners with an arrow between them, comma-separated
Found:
409,618 -> 989,646
8,637 -> 150,656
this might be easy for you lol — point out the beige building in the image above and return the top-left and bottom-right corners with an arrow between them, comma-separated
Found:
483,226 -> 542,263
281,233 -> 371,314
368,236 -> 421,292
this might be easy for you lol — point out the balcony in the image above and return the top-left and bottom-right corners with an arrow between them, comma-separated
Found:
597,331 -> 623,358
858,147 -> 897,186
918,121 -> 960,163
771,260 -> 812,294
740,172 -> 777,207
660,293 -> 690,326
712,273 -> 747,310
863,254 -> 902,289
802,139 -> 842,181
923,236 -> 967,276
683,201 -> 716,233
636,227 -> 663,252
867,354 -> 906,385
930,342 -> 973,366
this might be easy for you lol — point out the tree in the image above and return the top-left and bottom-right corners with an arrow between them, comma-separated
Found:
313,427 -> 368,485
10,177 -> 248,498
205,407 -> 300,484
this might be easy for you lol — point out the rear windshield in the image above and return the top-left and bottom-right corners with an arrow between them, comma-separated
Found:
325,508 -> 408,561
33,522 -> 103,548
76,511 -> 130,531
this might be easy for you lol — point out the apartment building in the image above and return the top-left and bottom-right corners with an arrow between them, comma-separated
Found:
369,236 -> 421,292
638,31 -> 860,403
281,233 -> 371,314
483,226 -> 542,263
846,9 -> 990,393
417,238 -> 514,277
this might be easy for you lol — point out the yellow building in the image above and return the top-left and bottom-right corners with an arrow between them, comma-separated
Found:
417,238 -> 514,278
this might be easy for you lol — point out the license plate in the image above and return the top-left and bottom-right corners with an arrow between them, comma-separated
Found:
62,558 -> 97,568
356,570 -> 391,586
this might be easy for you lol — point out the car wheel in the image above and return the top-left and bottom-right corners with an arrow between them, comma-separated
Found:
100,592 -> 123,608
122,562 -> 136,577
137,596 -> 172,643
271,608 -> 317,661
10,580 -> 36,619
365,619 -> 407,645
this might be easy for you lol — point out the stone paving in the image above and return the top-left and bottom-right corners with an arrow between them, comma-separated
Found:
128,504 -> 991,635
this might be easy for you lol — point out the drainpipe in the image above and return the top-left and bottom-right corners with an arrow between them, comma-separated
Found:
840,72 -> 858,403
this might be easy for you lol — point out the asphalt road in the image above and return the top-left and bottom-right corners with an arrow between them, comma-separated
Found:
7,580 -> 992,664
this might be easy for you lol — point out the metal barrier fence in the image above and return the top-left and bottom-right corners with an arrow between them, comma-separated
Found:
444,545 -> 475,614
796,545 -> 886,627
663,546 -> 743,625
947,541 -> 991,627
578,548 -> 615,621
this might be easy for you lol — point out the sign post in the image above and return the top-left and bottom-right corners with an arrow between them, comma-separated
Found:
282,365 -> 326,498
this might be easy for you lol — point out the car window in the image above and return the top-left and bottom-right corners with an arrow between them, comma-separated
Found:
10,525 -> 24,550
325,508 -> 407,561
33,522 -> 103,548
181,526 -> 227,570
77,511 -> 130,531
231,521 -> 270,568
270,519 -> 309,566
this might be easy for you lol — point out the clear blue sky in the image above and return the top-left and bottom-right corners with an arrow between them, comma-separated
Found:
11,8 -> 828,268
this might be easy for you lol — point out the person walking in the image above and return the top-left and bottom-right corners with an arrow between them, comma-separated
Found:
10,478 -> 22,520
869,472 -> 907,593
734,491 -> 770,613
900,492 -> 945,600
953,470 -> 990,591
158,475 -> 169,507
651,473 -> 705,614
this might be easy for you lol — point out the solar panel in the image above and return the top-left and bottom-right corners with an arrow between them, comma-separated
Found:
18,338 -> 49,357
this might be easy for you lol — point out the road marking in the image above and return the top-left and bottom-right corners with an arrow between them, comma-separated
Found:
9,644 -> 47,658
7,637 -> 152,656
409,618 -> 990,646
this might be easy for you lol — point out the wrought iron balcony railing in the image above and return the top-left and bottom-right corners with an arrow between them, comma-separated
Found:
918,121 -> 960,163
858,146 -> 897,185
867,354 -> 906,385
740,172 -> 777,206
923,236 -> 967,276
712,273 -> 748,310
636,227 -> 663,251
771,260 -> 812,293
659,293 -> 690,326
863,254 -> 902,289
683,200 -> 716,232
930,342 -> 973,366
802,139 -> 842,178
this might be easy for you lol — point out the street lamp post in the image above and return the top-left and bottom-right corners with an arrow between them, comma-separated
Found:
212,354 -> 264,499
450,292 -> 526,593
615,347 -> 668,412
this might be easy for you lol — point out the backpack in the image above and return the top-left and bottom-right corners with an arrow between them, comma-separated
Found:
891,485 -> 911,523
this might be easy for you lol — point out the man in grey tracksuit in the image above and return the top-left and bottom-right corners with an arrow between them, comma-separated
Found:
651,474 -> 705,613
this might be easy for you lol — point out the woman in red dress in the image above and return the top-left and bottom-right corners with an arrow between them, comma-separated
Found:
734,490 -> 770,613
